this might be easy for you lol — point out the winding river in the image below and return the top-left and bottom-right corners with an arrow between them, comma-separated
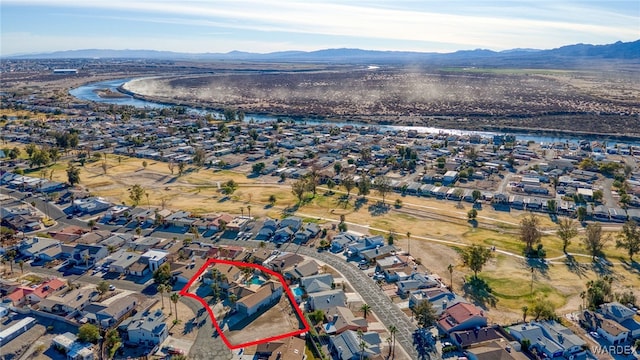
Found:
70,78 -> 638,146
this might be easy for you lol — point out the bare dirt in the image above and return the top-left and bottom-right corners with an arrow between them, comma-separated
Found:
124,67 -> 640,137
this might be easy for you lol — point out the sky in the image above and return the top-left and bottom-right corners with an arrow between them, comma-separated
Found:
1,0 -> 638,56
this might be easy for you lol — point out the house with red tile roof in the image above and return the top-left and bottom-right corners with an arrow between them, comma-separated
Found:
437,302 -> 487,334
5,278 -> 66,306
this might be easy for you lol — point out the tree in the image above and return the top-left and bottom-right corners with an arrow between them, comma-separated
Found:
586,277 -> 613,309
153,263 -> 172,286
576,206 -> 587,222
309,309 -> 325,324
87,219 -> 96,232
222,179 -> 238,195
546,199 -> 557,214
5,249 -> 16,274
406,231 -> 411,256
170,292 -> 180,322
97,280 -> 110,295
521,305 -> 529,323
592,190 -> 603,203
157,284 -> 167,309
192,148 -> 206,167
105,329 -> 122,359
460,244 -> 492,278
291,178 -> 306,203
252,162 -> 265,174
467,208 -> 478,220
360,303 -> 371,319
342,175 -> 355,197
388,325 -> 397,358
583,223 -> 608,260
616,220 -> 640,260
18,260 -> 24,274
129,184 -> 145,206
326,179 -> 336,193
374,176 -> 391,204
333,162 -> 342,175
268,194 -> 277,206
447,264 -> 454,289
178,161 -> 186,176
471,190 -> 482,202
413,300 -> 437,328
66,164 -> 80,186
168,161 -> 175,175
77,324 -> 100,343
531,297 -> 556,320
357,175 -> 370,198
557,217 -> 578,253
520,213 -> 541,254
142,160 -> 148,169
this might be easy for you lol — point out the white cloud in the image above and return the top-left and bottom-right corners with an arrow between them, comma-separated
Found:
2,0 -> 638,53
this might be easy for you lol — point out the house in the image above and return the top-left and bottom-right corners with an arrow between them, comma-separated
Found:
450,326 -> 504,349
140,249 -> 168,272
330,232 -> 359,253
255,336 -> 306,360
300,273 -> 334,294
171,258 -> 207,285
73,197 -> 112,215
323,306 -> 367,335
294,223 -> 321,244
283,259 -> 319,281
360,245 -> 397,262
465,339 -> 530,360
345,235 -> 384,258
203,262 -> 243,289
0,317 -> 37,347
443,171 -> 459,185
273,227 -> 295,243
99,233 -> 134,250
38,287 -> 98,316
437,302 -> 487,333
6,278 -> 66,306
107,250 -> 141,274
329,330 -> 382,360
256,219 -> 278,240
409,288 -> 467,315
84,295 -> 138,328
129,259 -> 150,277
397,273 -> 440,295
164,210 -> 194,228
119,309 -> 168,346
578,310 -> 629,344
508,320 -> 586,359
280,216 -> 303,232
52,332 -> 95,360
19,237 -> 62,261
307,290 -> 347,311
71,244 -> 108,269
268,253 -> 305,273
235,280 -> 283,317
600,302 -> 640,339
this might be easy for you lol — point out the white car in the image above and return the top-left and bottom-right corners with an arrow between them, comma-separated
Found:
108,285 -> 116,291
589,331 -> 600,339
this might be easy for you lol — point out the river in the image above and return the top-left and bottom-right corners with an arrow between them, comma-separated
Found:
70,78 -> 639,146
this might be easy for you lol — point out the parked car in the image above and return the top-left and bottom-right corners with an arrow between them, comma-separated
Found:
589,331 -> 600,339
108,285 -> 116,291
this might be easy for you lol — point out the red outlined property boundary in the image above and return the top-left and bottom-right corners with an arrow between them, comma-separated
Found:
179,258 -> 310,349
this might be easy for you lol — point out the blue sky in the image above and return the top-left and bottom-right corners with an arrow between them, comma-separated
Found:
1,0 -> 638,56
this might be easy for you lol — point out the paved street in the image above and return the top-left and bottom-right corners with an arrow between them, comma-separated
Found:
181,296 -> 233,360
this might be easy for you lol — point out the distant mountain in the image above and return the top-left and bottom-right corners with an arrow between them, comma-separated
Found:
6,40 -> 639,66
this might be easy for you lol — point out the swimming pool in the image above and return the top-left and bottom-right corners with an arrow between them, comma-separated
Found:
292,286 -> 304,297
248,276 -> 265,285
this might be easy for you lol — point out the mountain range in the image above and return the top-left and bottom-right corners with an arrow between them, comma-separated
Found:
6,40 -> 639,66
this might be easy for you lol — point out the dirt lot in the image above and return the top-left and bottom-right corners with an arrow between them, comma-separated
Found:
224,295 -> 304,346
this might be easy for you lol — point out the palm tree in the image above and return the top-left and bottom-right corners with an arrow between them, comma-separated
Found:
87,219 -> 96,232
82,253 -> 90,269
247,205 -> 251,218
447,264 -> 454,289
157,284 -> 166,309
360,303 -> 371,319
240,207 -> 244,217
5,249 -> 16,274
357,329 -> 367,360
388,325 -> 397,358
406,232 -> 411,255
522,305 -> 529,323
170,293 -> 180,322
18,260 -> 24,274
